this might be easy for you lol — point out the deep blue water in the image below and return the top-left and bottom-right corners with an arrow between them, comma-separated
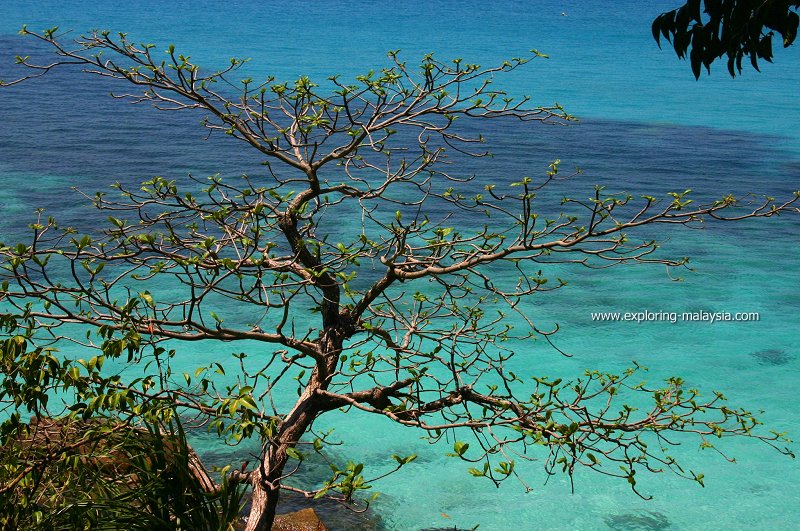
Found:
1,2 -> 799,530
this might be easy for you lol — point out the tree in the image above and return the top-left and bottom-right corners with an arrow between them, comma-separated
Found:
1,27 -> 797,530
653,0 -> 800,78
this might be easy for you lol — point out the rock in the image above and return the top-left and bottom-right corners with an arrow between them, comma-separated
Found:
272,508 -> 329,531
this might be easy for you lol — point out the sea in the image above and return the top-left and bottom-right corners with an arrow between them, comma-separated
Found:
0,1 -> 799,530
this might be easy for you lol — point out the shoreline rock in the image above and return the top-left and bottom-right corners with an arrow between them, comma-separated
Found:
272,508 -> 329,531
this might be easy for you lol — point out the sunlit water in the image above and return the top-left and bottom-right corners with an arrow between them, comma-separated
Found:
1,1 -> 799,529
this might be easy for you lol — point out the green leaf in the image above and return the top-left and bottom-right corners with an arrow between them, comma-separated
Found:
139,291 -> 154,307
453,441 -> 469,456
285,447 -> 304,461
392,454 -> 417,465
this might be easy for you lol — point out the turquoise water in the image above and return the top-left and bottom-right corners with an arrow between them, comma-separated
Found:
1,1 -> 799,530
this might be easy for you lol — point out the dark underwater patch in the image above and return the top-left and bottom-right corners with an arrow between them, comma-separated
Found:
604,510 -> 672,530
750,348 -> 793,366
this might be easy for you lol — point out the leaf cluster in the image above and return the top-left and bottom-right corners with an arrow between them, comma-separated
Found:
653,0 -> 800,77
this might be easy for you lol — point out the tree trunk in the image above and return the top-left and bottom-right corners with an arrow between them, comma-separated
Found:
243,380 -> 326,531
244,327 -> 343,530
244,467 -> 280,531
